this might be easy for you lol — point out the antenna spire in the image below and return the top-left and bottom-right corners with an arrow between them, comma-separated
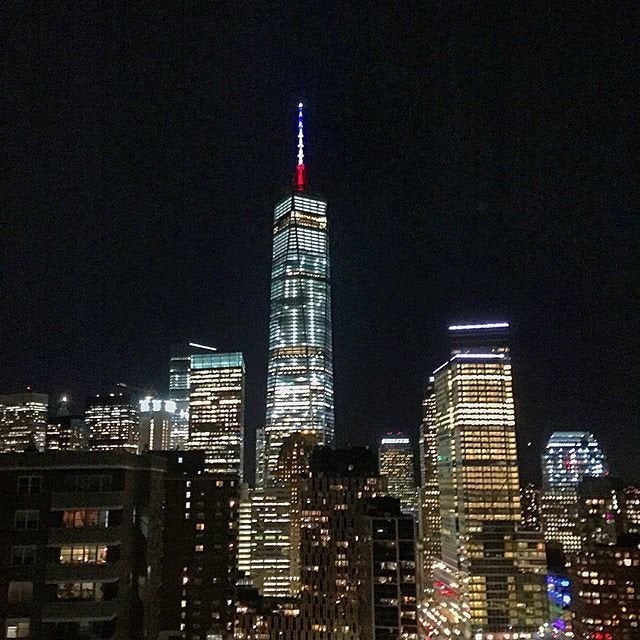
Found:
294,102 -> 307,192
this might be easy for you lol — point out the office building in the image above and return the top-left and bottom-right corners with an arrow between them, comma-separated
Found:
238,486 -> 292,598
521,483 -> 541,531
0,391 -> 48,452
358,497 -> 418,640
418,379 -> 441,604
541,430 -> 608,554
577,475 -> 625,546
624,485 -> 640,533
45,396 -> 87,451
86,392 -> 139,453
569,533 -> 640,639
254,427 -> 266,488
169,342 -> 218,450
262,104 -> 334,487
427,322 -> 548,639
154,451 -> 239,640
238,434 -> 315,599
188,352 -> 245,479
138,397 -> 175,451
379,434 -> 418,517
0,451 -> 165,639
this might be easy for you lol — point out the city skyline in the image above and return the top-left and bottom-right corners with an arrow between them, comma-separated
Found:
3,4 -> 638,486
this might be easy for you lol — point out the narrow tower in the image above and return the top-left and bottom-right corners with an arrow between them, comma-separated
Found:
261,103 -> 334,486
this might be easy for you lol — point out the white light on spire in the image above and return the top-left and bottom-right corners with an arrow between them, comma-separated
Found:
297,103 -> 304,166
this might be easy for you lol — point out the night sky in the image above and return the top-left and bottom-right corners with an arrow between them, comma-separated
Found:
3,3 -> 638,484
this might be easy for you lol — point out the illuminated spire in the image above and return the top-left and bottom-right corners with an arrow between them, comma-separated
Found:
294,102 -> 307,192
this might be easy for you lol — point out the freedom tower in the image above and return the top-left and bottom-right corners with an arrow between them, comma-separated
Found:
260,104 -> 334,486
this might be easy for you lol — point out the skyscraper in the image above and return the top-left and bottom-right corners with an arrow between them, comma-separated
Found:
188,351 -> 245,478
261,103 -> 334,486
45,396 -> 87,451
86,392 -> 139,453
138,397 -> 175,451
168,342 -> 217,449
379,434 -> 418,516
0,390 -> 48,452
427,322 -> 548,639
418,379 -> 441,601
541,431 -> 608,554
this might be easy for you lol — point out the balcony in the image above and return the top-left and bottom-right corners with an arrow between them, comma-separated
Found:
45,561 -> 121,582
41,599 -> 119,622
50,492 -> 124,509
48,525 -> 124,546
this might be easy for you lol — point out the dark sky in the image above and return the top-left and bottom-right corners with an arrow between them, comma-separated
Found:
3,3 -> 638,484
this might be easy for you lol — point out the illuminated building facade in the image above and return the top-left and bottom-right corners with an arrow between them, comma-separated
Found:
0,391 -> 48,452
521,483 -> 542,531
418,379 -> 441,601
427,322 -> 548,639
188,352 -> 245,478
541,431 -> 608,554
624,486 -> 640,534
45,398 -> 86,451
168,342 -> 218,449
154,451 -> 239,640
379,434 -> 418,517
86,392 -> 139,453
358,497 -> 419,640
298,447 -> 385,640
577,475 -> 625,547
138,397 -> 175,451
238,486 -> 292,597
262,104 -> 334,487
569,533 -> 640,640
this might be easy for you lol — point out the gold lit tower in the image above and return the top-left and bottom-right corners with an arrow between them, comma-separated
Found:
427,323 -> 547,639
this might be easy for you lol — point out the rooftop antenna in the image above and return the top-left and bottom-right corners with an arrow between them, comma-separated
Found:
294,102 -> 307,192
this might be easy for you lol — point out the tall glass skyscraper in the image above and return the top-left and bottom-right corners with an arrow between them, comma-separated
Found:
541,430 -> 607,553
261,104 -> 334,486
426,323 -> 548,639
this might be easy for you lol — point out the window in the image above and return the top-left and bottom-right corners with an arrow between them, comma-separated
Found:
11,546 -> 37,565
65,474 -> 112,492
57,582 -> 103,601
7,582 -> 33,603
62,509 -> 109,528
14,510 -> 39,530
59,545 -> 108,565
17,475 -> 41,495
5,620 -> 30,638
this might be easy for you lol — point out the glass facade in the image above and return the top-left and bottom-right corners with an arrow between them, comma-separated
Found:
426,323 -> 548,639
379,435 -> 418,517
541,430 -> 607,553
262,192 -> 334,486
188,352 -> 245,479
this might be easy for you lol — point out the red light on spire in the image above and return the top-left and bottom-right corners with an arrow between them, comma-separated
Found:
293,102 -> 307,192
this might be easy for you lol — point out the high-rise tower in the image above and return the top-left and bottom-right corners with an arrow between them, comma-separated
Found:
426,323 -> 548,639
261,103 -> 334,486
541,430 -> 607,553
